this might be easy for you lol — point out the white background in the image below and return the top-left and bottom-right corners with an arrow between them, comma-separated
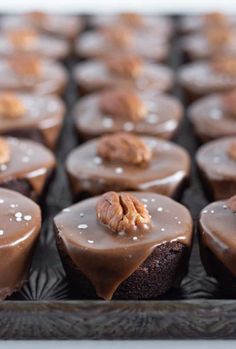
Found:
0,0 -> 236,347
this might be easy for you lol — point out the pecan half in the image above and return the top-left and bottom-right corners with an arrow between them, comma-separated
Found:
97,132 -> 151,166
0,138 -> 10,165
222,89 -> 236,116
100,89 -> 148,121
100,26 -> 133,48
9,55 -> 42,77
96,191 -> 151,234
228,140 -> 236,160
26,11 -> 47,23
206,27 -> 233,47
106,54 -> 144,79
7,28 -> 38,49
227,195 -> 236,213
204,12 -> 228,27
0,93 -> 25,119
119,12 -> 144,27
211,56 -> 236,75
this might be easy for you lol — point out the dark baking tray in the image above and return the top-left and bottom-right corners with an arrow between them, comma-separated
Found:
1,15 -> 236,340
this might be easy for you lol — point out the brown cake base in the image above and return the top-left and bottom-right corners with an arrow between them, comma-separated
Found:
55,226 -> 191,300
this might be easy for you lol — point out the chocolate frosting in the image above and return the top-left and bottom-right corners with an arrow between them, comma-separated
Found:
0,137 -> 55,195
199,198 -> 236,276
74,92 -> 183,140
0,58 -> 67,96
66,136 -> 190,197
0,188 -> 41,299
54,192 -> 193,300
0,93 -> 65,149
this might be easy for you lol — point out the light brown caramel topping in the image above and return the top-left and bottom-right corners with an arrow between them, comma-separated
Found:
97,132 -> 152,166
7,28 -> 38,49
0,138 -> 10,165
100,26 -> 133,47
222,89 -> 236,116
96,191 -> 151,234
206,27 -> 233,46
227,194 -> 236,212
0,93 -> 25,119
211,56 -> 236,75
204,12 -> 228,27
9,55 -> 42,77
100,89 -> 148,121
119,12 -> 144,27
106,54 -> 144,79
26,11 -> 47,23
228,140 -> 236,160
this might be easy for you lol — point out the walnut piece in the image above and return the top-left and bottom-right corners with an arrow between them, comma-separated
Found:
222,89 -> 236,116
100,89 -> 148,121
9,55 -> 42,77
26,11 -> 47,23
97,132 -> 151,166
0,93 -> 25,119
228,140 -> 236,160
227,195 -> 236,213
7,28 -> 38,49
119,12 -> 144,27
211,56 -> 236,75
96,191 -> 151,234
204,12 -> 228,27
0,138 -> 10,165
106,54 -> 144,79
101,26 -> 133,48
206,27 -> 233,47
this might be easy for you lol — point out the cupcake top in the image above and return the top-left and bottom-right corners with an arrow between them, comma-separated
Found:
178,56 -> 236,95
66,132 -> 190,197
199,195 -> 236,276
74,89 -> 183,140
74,55 -> 173,93
0,137 -> 55,194
188,90 -> 236,140
0,55 -> 67,95
90,13 -> 173,38
0,28 -> 69,60
180,13 -> 236,33
75,27 -> 169,62
54,191 -> 193,299
1,12 -> 83,39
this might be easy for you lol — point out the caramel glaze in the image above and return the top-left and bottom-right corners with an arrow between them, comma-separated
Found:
74,60 -> 173,94
196,137 -> 236,200
66,137 -> 190,198
74,93 -> 183,141
0,59 -> 67,96
199,199 -> 236,277
0,93 -> 65,149
0,188 -> 41,300
54,192 -> 193,300
0,137 -> 55,198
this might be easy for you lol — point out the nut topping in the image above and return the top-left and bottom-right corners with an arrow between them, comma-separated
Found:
227,195 -> 236,212
100,89 -> 148,121
222,89 -> 236,116
26,11 -> 47,23
119,12 -> 144,27
96,191 -> 151,234
7,28 -> 38,49
0,93 -> 25,119
106,54 -> 144,79
206,27 -> 233,47
204,12 -> 228,27
211,56 -> 236,75
228,140 -> 236,160
97,132 -> 152,166
0,138 -> 10,165
9,55 -> 42,77
100,26 -> 133,48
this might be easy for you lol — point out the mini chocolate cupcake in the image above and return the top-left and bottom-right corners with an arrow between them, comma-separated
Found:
0,55 -> 67,96
74,54 -> 174,94
0,27 -> 70,61
199,195 -> 236,294
75,27 -> 169,62
181,27 -> 236,61
188,89 -> 236,142
178,56 -> 236,99
90,13 -> 173,39
0,188 -> 41,300
54,191 -> 193,300
66,132 -> 190,198
196,137 -> 236,200
74,88 -> 183,141
0,136 -> 56,200
1,12 -> 83,40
